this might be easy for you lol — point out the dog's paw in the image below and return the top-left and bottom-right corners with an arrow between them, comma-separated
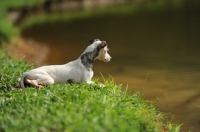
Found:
86,81 -> 95,84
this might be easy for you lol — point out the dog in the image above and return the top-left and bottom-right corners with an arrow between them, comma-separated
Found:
15,39 -> 112,88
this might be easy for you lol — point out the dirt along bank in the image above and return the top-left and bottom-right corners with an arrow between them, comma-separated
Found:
6,38 -> 49,66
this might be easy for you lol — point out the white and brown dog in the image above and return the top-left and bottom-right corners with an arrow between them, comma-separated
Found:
15,39 -> 112,88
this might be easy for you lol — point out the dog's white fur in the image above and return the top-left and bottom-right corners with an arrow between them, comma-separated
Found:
16,39 -> 111,88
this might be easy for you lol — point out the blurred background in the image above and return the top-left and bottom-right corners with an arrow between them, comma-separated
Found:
1,0 -> 200,131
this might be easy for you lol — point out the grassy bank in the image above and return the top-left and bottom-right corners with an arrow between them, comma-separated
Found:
0,49 -> 181,132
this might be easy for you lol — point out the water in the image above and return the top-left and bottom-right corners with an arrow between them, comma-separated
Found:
22,9 -> 200,131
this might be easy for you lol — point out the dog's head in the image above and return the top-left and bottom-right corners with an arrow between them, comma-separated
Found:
82,39 -> 112,62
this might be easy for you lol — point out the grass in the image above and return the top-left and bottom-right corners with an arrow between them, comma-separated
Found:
0,49 -> 181,132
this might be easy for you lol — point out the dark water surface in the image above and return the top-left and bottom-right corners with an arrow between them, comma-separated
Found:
22,9 -> 200,131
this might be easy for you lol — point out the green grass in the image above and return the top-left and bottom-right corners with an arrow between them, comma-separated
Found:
0,49 -> 181,132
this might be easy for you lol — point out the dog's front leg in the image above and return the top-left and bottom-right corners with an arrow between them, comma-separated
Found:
84,71 -> 104,87
83,70 -> 94,85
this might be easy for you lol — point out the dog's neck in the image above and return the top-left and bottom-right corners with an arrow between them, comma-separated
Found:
80,49 -> 99,71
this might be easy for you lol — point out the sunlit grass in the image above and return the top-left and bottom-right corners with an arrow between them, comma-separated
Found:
0,48 -> 181,132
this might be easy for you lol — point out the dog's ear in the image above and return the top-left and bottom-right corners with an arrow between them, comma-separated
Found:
98,41 -> 107,49
90,39 -> 100,44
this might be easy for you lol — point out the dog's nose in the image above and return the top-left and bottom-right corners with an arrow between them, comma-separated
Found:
110,57 -> 112,60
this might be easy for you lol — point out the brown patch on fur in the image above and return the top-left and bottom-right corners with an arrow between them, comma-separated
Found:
98,41 -> 107,49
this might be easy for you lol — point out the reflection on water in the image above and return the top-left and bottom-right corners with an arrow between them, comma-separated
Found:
22,8 -> 200,132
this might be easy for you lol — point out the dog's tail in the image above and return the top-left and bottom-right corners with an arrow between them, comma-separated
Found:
19,73 -> 28,88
